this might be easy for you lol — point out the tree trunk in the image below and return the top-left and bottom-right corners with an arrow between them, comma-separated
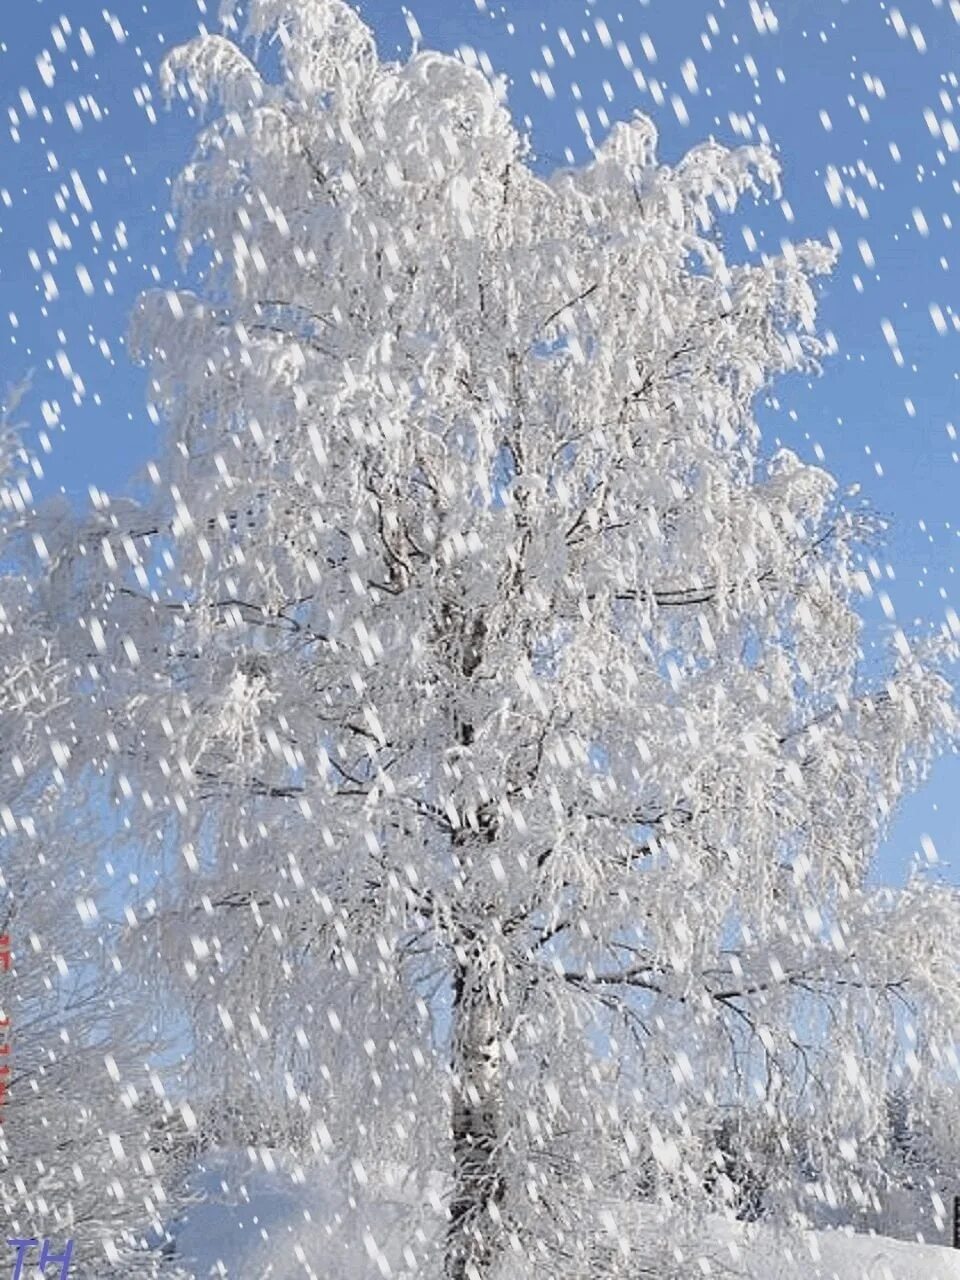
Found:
446,939 -> 506,1280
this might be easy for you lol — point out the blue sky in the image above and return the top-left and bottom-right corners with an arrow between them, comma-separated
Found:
1,0 -> 958,883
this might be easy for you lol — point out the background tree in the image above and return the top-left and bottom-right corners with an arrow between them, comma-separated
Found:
85,1 -> 960,1274
0,385 -> 193,1277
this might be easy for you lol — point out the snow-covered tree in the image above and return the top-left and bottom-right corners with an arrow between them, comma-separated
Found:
0,386 -> 194,1278
88,1 -> 960,1274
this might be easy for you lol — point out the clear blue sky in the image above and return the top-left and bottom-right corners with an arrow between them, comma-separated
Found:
1,0 -> 958,883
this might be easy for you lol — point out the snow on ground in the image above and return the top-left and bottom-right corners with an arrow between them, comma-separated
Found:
172,1151 -> 960,1279
710,1214 -> 960,1280
173,1151 -> 445,1279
